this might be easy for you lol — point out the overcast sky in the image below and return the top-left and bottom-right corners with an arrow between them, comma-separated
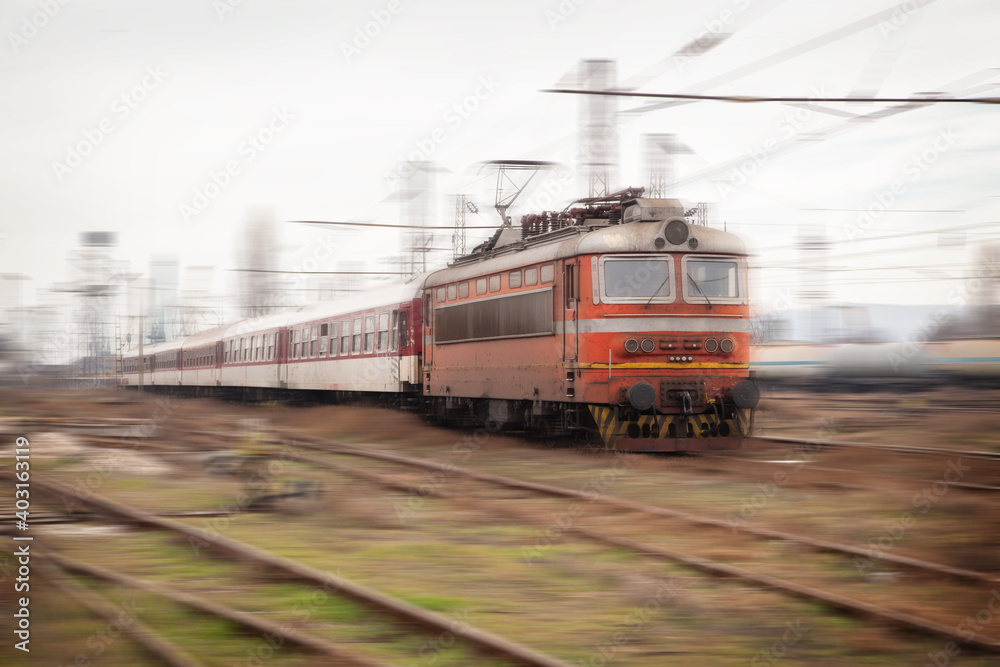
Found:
2,0 -> 998,323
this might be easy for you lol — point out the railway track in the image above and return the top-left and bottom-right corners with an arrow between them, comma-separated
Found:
9,404 -> 1000,662
11,472 -> 575,667
34,423 -> 1000,582
762,394 -> 1000,415
234,428 -> 1000,653
750,433 -> 1000,462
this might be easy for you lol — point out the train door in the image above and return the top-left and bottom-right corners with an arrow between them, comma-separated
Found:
562,260 -> 579,362
215,341 -> 223,386
278,329 -> 289,388
397,305 -> 412,384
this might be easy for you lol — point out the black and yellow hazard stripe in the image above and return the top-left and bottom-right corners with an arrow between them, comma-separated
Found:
588,405 -> 752,449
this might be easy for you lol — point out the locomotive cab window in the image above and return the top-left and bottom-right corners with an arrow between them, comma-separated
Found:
599,255 -> 676,304
681,255 -> 744,305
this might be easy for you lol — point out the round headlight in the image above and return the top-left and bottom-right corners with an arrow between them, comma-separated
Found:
704,338 -> 719,353
624,338 -> 639,353
720,338 -> 734,353
640,338 -> 655,353
664,219 -> 689,245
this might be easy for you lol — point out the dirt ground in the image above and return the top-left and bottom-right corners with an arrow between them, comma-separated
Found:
2,386 -> 999,666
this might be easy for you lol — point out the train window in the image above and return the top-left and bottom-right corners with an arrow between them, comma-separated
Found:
364,315 -> 375,353
524,268 -> 537,286
341,319 -> 350,355
399,311 -> 408,348
459,282 -> 469,298
268,334 -> 274,361
319,324 -> 328,357
541,264 -> 554,283
390,310 -> 398,350
489,275 -> 500,292
476,278 -> 487,295
378,312 -> 390,351
311,325 -> 319,357
292,331 -> 300,360
447,284 -> 457,300
437,287 -> 446,302
352,317 -> 362,354
300,328 -> 308,358
600,255 -> 676,304
565,265 -> 576,308
682,256 -> 742,303
509,271 -> 522,288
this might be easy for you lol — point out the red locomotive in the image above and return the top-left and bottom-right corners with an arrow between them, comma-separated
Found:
122,188 -> 758,451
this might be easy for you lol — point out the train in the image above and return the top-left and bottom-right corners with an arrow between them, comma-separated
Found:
751,339 -> 1000,387
121,188 -> 760,452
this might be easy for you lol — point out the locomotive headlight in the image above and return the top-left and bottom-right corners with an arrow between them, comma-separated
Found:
624,338 -> 639,353
640,338 -> 655,353
720,338 -> 735,353
704,338 -> 719,353
664,218 -> 689,245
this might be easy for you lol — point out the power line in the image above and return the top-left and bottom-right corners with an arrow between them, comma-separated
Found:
542,88 -> 1000,105
291,220 -> 500,230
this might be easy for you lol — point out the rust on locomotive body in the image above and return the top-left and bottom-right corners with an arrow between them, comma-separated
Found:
421,188 -> 759,451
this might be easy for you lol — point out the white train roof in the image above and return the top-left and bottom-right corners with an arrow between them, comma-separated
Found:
425,218 -> 746,287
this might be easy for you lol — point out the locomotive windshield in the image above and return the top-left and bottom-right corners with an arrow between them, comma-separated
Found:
603,257 -> 673,300
684,258 -> 740,299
